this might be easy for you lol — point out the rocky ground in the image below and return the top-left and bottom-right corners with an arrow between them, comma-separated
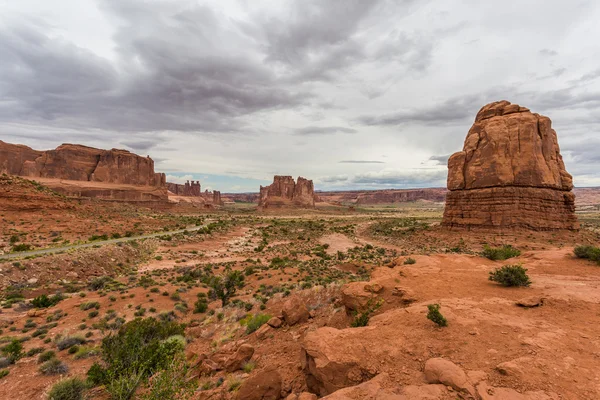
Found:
0,178 -> 599,399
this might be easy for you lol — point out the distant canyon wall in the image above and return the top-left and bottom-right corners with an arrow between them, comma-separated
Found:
0,141 -> 165,187
0,140 -> 167,201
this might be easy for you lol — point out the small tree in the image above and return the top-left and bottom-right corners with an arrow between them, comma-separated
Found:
208,268 -> 245,307
426,304 -> 447,327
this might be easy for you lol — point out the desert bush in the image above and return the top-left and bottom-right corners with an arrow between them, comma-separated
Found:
87,317 -> 186,399
404,257 -> 416,265
32,293 -> 64,308
79,302 -> 100,311
207,268 -> 245,307
350,299 -> 383,328
40,358 -> 69,375
1,339 -> 23,363
0,369 -> 8,379
88,276 -> 114,291
12,243 -> 32,252
140,353 -> 196,400
48,377 -> 87,400
38,350 -> 56,363
426,304 -> 447,327
56,335 -> 86,351
574,245 -> 600,263
193,298 -> 208,314
243,313 -> 271,334
26,347 -> 44,357
489,264 -> 531,287
482,245 -> 521,261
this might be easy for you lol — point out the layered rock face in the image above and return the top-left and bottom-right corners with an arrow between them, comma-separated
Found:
442,101 -> 578,230
1,141 -> 166,187
259,176 -> 315,208
167,180 -> 201,196
0,141 -> 167,201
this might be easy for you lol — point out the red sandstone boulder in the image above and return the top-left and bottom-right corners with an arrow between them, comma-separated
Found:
282,297 -> 310,326
235,369 -> 282,400
442,101 -> 578,230
320,373 -> 448,400
423,358 -> 475,396
259,176 -> 315,208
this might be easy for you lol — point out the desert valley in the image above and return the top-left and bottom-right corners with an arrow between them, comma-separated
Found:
0,100 -> 599,400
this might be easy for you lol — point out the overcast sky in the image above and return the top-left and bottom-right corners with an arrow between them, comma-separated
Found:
1,0 -> 600,192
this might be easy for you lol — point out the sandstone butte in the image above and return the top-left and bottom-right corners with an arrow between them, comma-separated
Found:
0,140 -> 168,201
166,181 -> 223,207
442,100 -> 579,230
259,176 -> 316,209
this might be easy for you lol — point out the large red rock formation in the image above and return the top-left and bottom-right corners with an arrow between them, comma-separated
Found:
259,176 -> 315,208
442,101 -> 578,230
1,141 -> 165,187
0,141 -> 167,201
167,180 -> 201,196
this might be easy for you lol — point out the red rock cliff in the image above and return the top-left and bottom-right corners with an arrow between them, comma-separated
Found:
0,141 -> 165,187
442,101 -> 578,230
259,176 -> 315,208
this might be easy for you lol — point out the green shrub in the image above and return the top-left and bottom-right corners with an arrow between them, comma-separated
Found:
56,335 -> 86,351
26,347 -> 44,357
1,339 -> 23,363
12,243 -> 32,252
243,313 -> 271,334
482,245 -> 521,261
426,304 -> 447,327
38,350 -> 56,363
40,358 -> 69,375
87,317 -> 186,399
140,353 -> 196,400
489,264 -> 531,287
350,299 -> 383,328
404,257 -> 416,265
32,294 -> 64,308
0,369 -> 8,379
207,268 -> 245,307
193,299 -> 208,314
79,302 -> 100,311
574,245 -> 600,263
48,377 -> 87,400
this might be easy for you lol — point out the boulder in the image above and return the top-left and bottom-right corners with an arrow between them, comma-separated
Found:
301,326 -> 404,396
321,373 -> 447,400
223,343 -> 254,372
267,317 -> 283,328
442,101 -> 578,230
255,324 -> 274,340
516,297 -> 545,308
476,382 -> 558,400
341,282 -> 377,314
259,176 -> 315,209
423,358 -> 474,396
297,393 -> 318,400
235,369 -> 282,400
282,297 -> 310,326
391,286 -> 417,304
495,361 -> 523,378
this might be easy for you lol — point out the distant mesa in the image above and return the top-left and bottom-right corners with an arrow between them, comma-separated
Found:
442,100 -> 578,230
0,140 -> 169,201
166,180 -> 223,207
259,176 -> 315,209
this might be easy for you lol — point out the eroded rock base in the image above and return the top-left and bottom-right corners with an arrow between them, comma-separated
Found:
442,186 -> 579,230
